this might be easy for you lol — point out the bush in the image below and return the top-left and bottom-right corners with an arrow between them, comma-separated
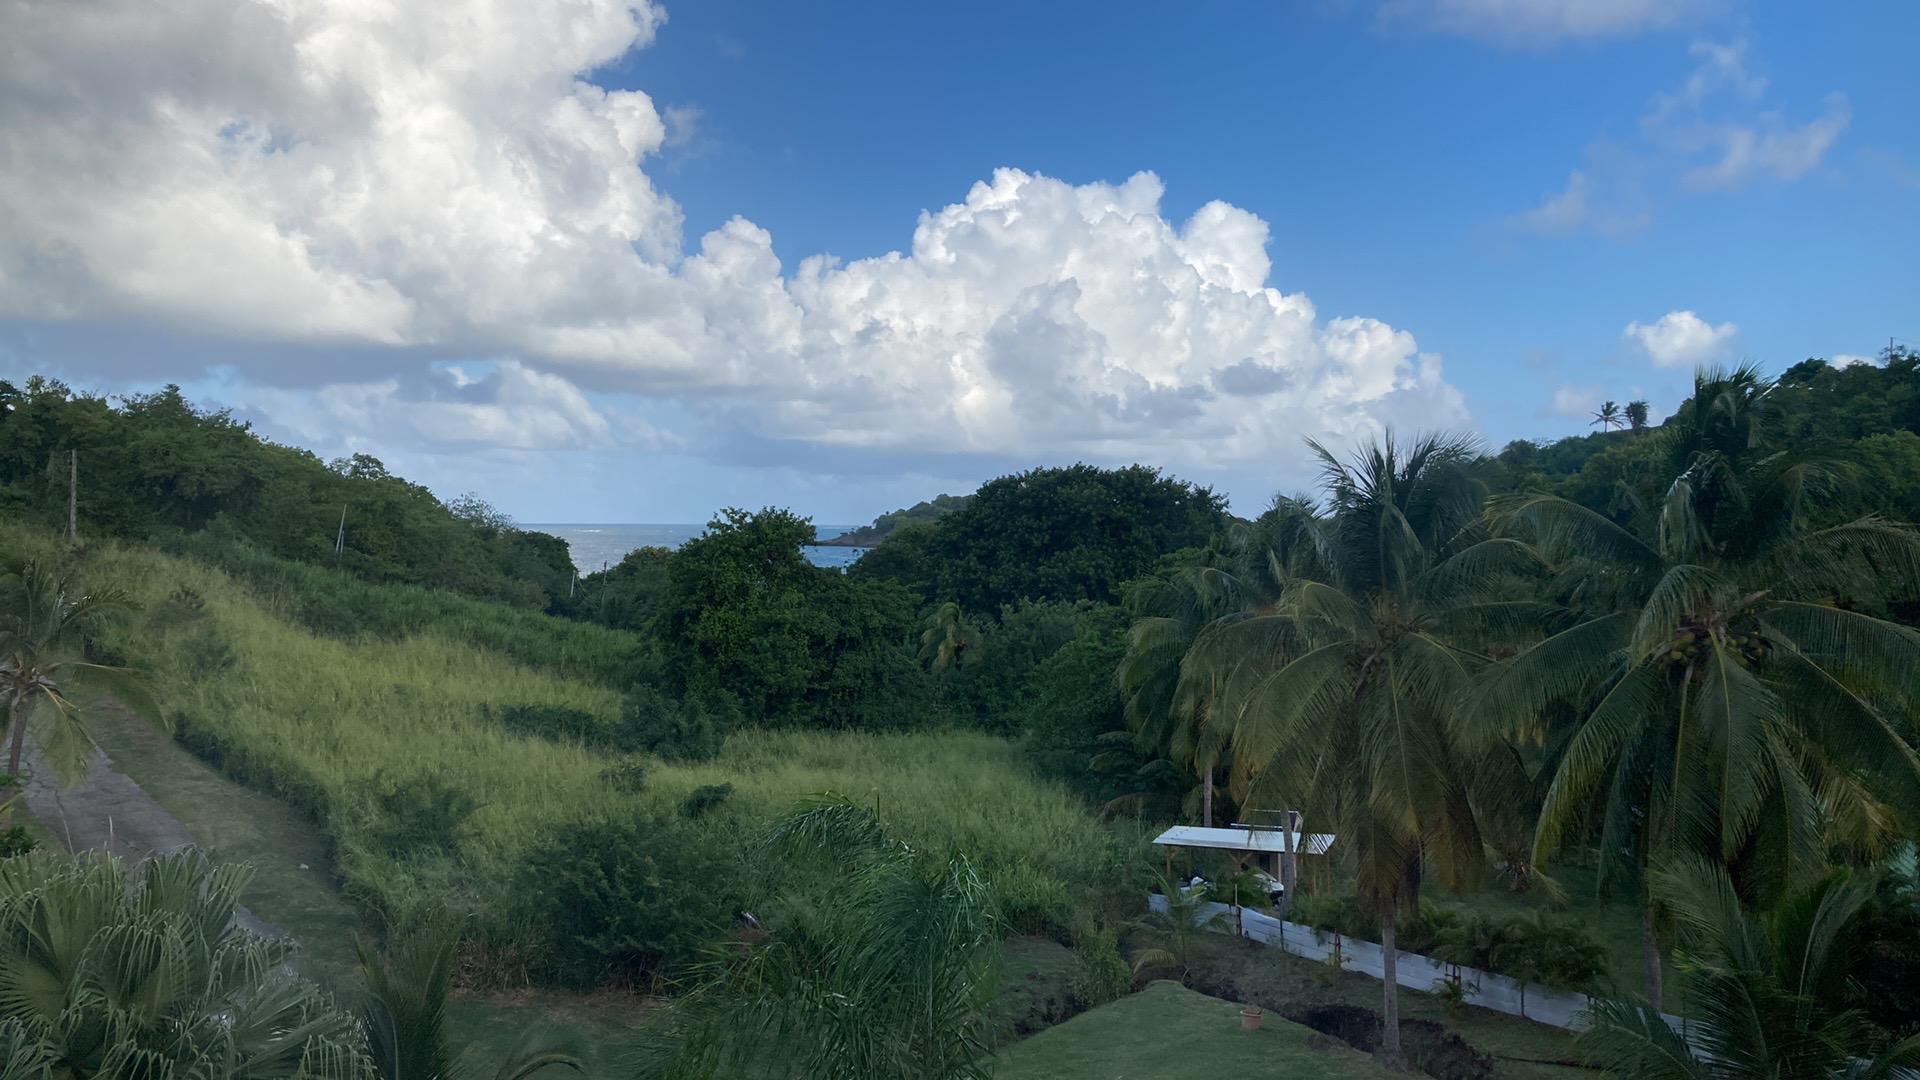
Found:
1070,926 -> 1131,1007
512,815 -> 746,988
365,771 -> 479,859
679,783 -> 734,819
615,686 -> 733,761
0,827 -> 36,858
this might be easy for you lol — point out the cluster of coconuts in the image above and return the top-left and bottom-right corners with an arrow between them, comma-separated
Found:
1663,626 -> 1771,672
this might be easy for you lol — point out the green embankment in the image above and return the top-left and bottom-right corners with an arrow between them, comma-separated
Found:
996,980 -> 1395,1079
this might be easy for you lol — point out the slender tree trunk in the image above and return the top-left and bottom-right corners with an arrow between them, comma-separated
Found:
1201,766 -> 1214,827
1380,914 -> 1402,1063
1641,902 -> 1663,1010
66,449 -> 77,544
1,689 -> 27,830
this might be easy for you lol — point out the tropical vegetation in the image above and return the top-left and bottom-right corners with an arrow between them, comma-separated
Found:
4,347 -> 1920,1076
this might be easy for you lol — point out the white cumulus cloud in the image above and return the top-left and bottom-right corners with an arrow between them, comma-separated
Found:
0,0 -> 1469,478
1624,310 -> 1738,368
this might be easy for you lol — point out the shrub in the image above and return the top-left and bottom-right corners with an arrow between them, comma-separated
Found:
512,815 -> 746,988
1070,926 -> 1131,1007
680,783 -> 734,819
366,771 -> 479,859
615,686 -> 733,761
0,827 -> 36,858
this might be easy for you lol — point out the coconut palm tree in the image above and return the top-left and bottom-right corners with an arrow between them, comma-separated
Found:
1116,501 -> 1324,825
358,920 -> 579,1080
0,848 -> 375,1078
1474,365 -> 1920,1007
1130,866 -> 1232,976
1626,400 -> 1651,433
654,795 -> 1001,1080
1118,559 -> 1245,825
917,601 -> 977,672
1194,433 -> 1535,1063
0,558 -> 162,827
1594,401 -> 1626,431
1578,859 -> 1920,1078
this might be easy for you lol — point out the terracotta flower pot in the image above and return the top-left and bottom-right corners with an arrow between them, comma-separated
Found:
1239,1006 -> 1263,1031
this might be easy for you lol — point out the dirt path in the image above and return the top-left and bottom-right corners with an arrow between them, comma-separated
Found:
22,739 -> 284,938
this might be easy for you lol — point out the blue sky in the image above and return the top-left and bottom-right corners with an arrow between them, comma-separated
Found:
2,0 -> 1915,523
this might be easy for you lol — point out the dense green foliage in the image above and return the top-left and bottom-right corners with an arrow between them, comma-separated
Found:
654,798 -> 1004,1080
854,463 -> 1228,610
1578,860 -> 1920,1078
649,508 -> 931,730
0,377 -> 573,607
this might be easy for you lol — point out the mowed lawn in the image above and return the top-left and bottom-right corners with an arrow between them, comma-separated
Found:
996,981 -> 1395,1079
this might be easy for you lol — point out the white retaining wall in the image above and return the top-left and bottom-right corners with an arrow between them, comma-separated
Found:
1148,895 -> 1686,1035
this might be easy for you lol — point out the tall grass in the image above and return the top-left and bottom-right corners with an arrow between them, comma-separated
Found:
2,526 -> 1133,979
158,532 -> 654,688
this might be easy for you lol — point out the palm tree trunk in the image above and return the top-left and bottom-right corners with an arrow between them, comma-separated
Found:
1641,903 -> 1663,1010
1380,914 -> 1402,1063
1201,766 -> 1214,827
1,689 -> 27,830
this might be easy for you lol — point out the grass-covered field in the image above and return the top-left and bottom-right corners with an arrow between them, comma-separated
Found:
996,980 -> 1395,1079
5,526 -> 1134,983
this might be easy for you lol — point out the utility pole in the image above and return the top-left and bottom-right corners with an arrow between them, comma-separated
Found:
66,449 -> 77,544
334,506 -> 347,561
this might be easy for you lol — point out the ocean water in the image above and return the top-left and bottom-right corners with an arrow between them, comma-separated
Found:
526,523 -> 869,573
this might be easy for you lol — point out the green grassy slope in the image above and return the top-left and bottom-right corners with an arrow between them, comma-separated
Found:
996,980 -> 1394,1079
4,525 -> 1129,971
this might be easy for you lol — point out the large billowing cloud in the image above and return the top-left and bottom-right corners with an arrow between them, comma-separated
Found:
0,0 -> 1465,477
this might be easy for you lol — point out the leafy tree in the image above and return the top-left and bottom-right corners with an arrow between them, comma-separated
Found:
934,600 -> 1089,734
1578,860 -> 1920,1079
654,797 -> 1001,1080
512,814 -> 747,989
1593,401 -> 1625,431
0,849 -> 374,1077
1474,365 -> 1920,1007
0,558 -> 161,826
653,509 -> 928,730
357,920 -> 579,1080
1625,400 -> 1651,432
568,545 -> 674,630
858,464 -> 1227,610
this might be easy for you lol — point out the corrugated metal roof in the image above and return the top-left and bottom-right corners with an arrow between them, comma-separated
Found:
1151,825 -> 1336,855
